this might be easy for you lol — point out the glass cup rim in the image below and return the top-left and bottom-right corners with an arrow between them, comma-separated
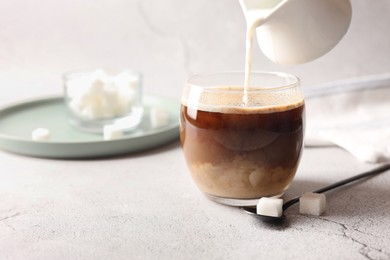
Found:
185,71 -> 300,93
63,68 -> 141,81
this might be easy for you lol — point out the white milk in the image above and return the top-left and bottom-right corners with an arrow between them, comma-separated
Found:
242,9 -> 268,105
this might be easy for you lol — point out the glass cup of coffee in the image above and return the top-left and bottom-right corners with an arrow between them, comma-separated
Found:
180,71 -> 305,206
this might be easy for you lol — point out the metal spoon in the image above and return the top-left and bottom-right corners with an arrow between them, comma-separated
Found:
242,164 -> 390,223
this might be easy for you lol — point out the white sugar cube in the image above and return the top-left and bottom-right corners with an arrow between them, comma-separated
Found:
90,68 -> 109,83
31,128 -> 51,141
299,192 -> 326,216
257,197 -> 283,217
103,124 -> 124,140
114,71 -> 140,90
66,69 -> 141,120
150,107 -> 169,128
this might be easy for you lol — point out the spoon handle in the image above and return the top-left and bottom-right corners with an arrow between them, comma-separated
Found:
282,164 -> 390,211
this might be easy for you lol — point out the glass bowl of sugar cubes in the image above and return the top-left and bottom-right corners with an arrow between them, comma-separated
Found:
63,68 -> 143,133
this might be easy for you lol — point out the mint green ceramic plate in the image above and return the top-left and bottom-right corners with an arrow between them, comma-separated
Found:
0,95 -> 180,159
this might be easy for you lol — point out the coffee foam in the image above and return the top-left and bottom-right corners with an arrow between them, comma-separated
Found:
182,86 -> 304,114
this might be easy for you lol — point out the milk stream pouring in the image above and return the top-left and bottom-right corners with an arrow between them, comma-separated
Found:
239,0 -> 352,102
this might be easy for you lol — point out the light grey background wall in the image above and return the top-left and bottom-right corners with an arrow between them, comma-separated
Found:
0,0 -> 389,103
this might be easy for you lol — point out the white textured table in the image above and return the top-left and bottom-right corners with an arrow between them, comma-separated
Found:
1,141 -> 389,260
0,1 -> 389,259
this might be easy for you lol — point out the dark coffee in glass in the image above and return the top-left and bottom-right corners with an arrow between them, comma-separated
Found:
180,72 -> 305,206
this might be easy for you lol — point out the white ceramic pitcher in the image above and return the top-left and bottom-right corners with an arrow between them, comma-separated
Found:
239,0 -> 352,65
